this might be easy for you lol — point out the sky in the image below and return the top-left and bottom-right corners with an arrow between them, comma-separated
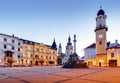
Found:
0,0 -> 120,57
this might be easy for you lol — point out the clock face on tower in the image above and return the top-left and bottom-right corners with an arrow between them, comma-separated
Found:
98,34 -> 103,39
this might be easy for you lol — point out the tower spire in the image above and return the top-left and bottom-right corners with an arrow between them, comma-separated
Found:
99,0 -> 102,9
51,38 -> 57,50
67,35 -> 72,45
58,43 -> 62,54
73,34 -> 77,53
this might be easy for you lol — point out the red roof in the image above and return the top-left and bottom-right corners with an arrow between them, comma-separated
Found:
84,43 -> 96,50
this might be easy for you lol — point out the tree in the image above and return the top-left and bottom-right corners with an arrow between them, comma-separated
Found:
57,55 -> 62,65
62,53 -> 88,68
49,61 -> 54,65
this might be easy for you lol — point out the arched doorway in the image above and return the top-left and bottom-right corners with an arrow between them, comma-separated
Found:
99,60 -> 104,67
35,61 -> 39,65
99,62 -> 101,67
4,51 -> 14,67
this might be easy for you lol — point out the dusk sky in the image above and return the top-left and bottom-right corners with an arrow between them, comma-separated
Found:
0,0 -> 120,57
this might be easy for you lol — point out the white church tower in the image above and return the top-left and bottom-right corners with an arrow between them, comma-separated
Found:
65,35 -> 73,56
62,35 -> 77,64
58,43 -> 62,54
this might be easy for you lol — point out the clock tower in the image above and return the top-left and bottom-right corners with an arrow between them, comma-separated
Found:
95,7 -> 108,66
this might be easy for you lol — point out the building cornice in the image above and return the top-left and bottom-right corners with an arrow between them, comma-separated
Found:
94,27 -> 108,32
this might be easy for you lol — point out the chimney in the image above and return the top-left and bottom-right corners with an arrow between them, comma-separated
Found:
115,39 -> 118,44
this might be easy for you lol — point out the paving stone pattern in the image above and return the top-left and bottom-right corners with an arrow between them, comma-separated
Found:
0,66 -> 120,83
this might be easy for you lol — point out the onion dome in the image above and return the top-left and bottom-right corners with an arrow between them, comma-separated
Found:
97,9 -> 105,16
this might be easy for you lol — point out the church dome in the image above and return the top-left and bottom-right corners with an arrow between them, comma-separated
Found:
97,9 -> 105,16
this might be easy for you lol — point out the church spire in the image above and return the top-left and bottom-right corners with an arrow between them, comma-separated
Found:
67,35 -> 72,45
51,38 -> 57,50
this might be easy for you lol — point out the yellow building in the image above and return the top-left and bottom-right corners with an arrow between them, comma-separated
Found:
85,40 -> 120,67
106,41 -> 120,67
33,43 -> 57,65
21,39 -> 34,66
21,39 -> 58,66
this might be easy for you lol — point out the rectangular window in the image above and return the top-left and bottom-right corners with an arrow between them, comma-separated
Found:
12,46 -> 14,50
111,53 -> 114,57
49,56 -> 51,59
18,48 -> 20,51
37,48 -> 39,51
41,55 -> 43,59
18,55 -> 20,59
31,54 -> 33,58
4,38 -> 7,42
35,55 -> 39,58
12,40 -> 15,43
4,45 -> 7,49
18,42 -> 21,45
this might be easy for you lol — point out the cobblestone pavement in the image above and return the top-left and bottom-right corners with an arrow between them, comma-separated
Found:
0,66 -> 120,83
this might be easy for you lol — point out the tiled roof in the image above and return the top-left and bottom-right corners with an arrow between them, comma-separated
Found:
20,38 -> 38,44
84,42 -> 111,50
84,43 -> 96,50
0,33 -> 18,38
107,42 -> 120,49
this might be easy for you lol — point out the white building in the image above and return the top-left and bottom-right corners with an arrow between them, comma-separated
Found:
0,33 -> 23,66
84,43 -> 96,59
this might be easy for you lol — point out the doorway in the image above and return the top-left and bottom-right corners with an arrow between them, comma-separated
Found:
109,60 -> 117,67
4,51 -> 14,67
99,62 -> 101,67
